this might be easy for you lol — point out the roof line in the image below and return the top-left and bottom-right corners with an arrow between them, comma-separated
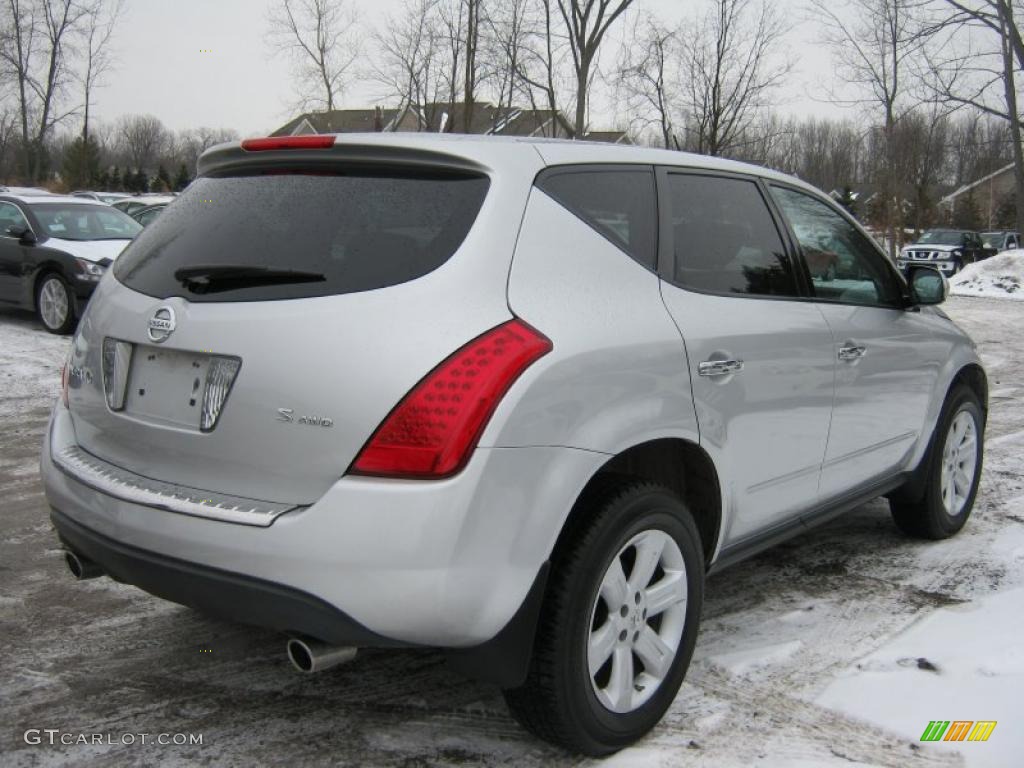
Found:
940,162 -> 1014,204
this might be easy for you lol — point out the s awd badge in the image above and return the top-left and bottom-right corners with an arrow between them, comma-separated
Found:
277,408 -> 334,428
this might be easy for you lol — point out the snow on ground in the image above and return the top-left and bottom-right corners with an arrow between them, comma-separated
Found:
2,295 -> 1023,767
950,251 -> 1024,299
818,587 -> 1024,768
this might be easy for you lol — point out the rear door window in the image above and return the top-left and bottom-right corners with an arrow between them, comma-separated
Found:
113,171 -> 490,302
536,167 -> 657,269
665,173 -> 799,297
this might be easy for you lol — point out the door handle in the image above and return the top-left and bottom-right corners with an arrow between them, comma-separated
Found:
698,359 -> 744,377
838,344 -> 866,361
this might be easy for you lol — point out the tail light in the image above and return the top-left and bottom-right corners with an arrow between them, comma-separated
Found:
101,338 -> 133,411
351,319 -> 552,479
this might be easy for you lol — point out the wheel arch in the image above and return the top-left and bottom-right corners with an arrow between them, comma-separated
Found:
950,363 -> 988,423
554,438 -> 722,568
30,260 -> 73,308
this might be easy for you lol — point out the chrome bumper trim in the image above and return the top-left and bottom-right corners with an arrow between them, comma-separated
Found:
52,444 -> 303,527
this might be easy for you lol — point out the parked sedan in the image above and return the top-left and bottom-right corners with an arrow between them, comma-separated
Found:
0,193 -> 141,333
896,229 -> 995,275
130,203 -> 167,228
71,191 -> 132,205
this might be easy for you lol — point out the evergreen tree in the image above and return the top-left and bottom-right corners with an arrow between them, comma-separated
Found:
174,163 -> 191,191
952,192 -> 983,231
995,193 -> 1016,230
155,164 -> 172,192
61,136 -> 101,189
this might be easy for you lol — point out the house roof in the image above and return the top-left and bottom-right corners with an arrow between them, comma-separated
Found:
271,108 -> 400,137
272,102 -> 628,142
580,130 -> 631,145
940,162 -> 1015,206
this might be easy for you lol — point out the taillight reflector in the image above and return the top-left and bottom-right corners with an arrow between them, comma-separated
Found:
241,136 -> 335,151
351,319 -> 552,479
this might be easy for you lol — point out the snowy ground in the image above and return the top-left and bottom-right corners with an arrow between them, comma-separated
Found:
950,252 -> 1024,300
1,297 -> 1022,767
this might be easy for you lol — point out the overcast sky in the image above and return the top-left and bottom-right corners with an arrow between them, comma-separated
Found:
91,0 -> 842,137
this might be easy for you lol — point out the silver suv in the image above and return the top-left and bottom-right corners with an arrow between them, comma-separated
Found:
41,135 -> 987,755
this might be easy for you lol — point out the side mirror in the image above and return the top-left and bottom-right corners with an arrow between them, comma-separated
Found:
909,266 -> 947,306
7,225 -> 36,245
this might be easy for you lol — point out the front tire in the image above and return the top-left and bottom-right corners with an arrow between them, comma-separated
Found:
504,480 -> 704,756
890,386 -> 984,539
36,273 -> 76,335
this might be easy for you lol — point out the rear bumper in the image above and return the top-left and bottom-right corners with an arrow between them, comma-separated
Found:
41,404 -> 604,648
51,507 -> 397,647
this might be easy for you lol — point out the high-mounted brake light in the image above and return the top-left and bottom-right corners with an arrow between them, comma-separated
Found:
351,319 -> 552,479
241,136 -> 335,151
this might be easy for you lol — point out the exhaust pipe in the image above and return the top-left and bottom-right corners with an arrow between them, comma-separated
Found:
286,636 -> 357,674
64,549 -> 103,580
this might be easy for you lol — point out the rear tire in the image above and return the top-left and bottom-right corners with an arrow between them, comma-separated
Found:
503,480 -> 704,756
35,273 -> 76,335
890,386 -> 984,539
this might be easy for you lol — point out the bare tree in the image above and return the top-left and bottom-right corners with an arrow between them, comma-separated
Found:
268,0 -> 360,113
617,13 -> 681,148
927,0 -> 1024,230
811,0 -> 930,255
483,0 -> 530,124
118,113 -> 169,173
0,0 -> 90,181
177,126 -> 239,173
681,0 -> 792,157
372,0 -> 450,130
463,0 -> 483,131
78,0 -> 123,146
515,0 -> 567,135
555,0 -> 635,136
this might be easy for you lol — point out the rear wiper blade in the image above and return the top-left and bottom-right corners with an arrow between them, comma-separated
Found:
174,264 -> 326,294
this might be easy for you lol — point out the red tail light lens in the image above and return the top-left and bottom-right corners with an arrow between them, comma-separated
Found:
241,136 -> 335,151
351,319 -> 552,479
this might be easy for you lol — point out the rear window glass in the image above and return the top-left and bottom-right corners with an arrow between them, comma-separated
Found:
113,171 -> 490,302
536,168 -> 657,269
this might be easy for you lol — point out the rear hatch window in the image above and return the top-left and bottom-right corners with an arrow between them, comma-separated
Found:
113,170 -> 490,302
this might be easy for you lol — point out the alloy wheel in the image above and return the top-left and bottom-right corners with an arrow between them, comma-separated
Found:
39,277 -> 69,331
587,529 -> 688,714
940,410 -> 978,517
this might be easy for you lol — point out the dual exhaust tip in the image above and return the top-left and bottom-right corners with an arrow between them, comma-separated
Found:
62,548 -> 357,674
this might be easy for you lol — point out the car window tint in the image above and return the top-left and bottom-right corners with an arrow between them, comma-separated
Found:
666,174 -> 798,297
114,171 -> 490,302
770,186 -> 902,308
31,204 -> 141,241
537,168 -> 657,269
0,202 -> 29,235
